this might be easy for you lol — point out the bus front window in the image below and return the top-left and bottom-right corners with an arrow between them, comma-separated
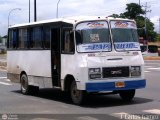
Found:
76,21 -> 111,53
111,21 -> 140,51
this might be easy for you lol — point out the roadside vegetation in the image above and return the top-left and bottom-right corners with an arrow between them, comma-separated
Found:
109,3 -> 158,42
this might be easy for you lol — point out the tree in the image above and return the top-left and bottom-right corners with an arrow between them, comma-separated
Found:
108,14 -> 120,18
121,3 -> 145,19
109,3 -> 157,41
156,34 -> 160,41
0,36 -> 2,43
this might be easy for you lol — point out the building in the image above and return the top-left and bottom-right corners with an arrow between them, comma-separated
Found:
0,35 -> 7,53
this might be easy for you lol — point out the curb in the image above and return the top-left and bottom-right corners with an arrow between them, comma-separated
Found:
143,57 -> 160,60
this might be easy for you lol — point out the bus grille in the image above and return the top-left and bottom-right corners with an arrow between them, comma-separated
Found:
102,67 -> 129,78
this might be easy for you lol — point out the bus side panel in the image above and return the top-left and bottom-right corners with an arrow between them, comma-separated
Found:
61,54 -> 88,91
7,50 -> 52,88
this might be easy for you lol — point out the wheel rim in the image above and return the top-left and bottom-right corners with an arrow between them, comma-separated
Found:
21,75 -> 28,92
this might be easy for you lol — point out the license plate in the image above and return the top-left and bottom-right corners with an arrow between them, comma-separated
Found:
115,82 -> 125,88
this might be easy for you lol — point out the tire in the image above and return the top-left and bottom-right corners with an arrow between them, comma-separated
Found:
20,74 -> 39,95
20,74 -> 31,95
70,81 -> 86,105
119,89 -> 135,102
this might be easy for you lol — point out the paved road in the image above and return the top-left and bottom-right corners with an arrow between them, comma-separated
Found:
0,61 -> 160,120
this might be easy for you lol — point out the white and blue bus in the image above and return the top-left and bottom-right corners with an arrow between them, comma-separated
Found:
7,16 -> 146,105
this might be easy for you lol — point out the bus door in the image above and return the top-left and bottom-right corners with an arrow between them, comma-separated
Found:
51,28 -> 61,87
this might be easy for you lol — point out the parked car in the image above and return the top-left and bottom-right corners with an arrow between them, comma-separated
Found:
140,44 -> 159,57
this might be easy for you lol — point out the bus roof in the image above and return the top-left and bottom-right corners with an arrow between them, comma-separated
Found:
9,16 -> 134,28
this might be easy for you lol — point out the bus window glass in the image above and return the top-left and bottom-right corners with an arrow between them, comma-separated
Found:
13,29 -> 18,49
8,30 -> 13,48
111,21 -> 140,51
62,30 -> 74,53
76,21 -> 111,52
19,28 -> 28,49
31,27 -> 42,49
43,27 -> 50,49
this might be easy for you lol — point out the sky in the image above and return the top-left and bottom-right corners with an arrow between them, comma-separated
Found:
0,0 -> 159,36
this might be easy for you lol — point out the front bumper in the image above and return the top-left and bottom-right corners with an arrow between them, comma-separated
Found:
86,79 -> 146,92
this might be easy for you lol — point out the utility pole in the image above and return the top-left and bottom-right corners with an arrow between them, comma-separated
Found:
142,2 -> 151,40
29,0 -> 30,22
56,0 -> 61,18
139,0 -> 140,5
34,0 -> 37,22
158,17 -> 160,34
8,8 -> 21,27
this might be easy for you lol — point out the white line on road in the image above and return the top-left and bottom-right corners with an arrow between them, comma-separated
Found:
0,82 -> 12,86
145,71 -> 151,73
147,67 -> 160,70
145,66 -> 154,68
0,77 -> 7,79
77,116 -> 99,120
5,79 -> 10,82
143,109 -> 160,115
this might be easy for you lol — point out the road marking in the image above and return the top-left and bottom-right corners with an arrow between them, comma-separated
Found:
5,79 -> 10,82
0,77 -> 7,79
143,109 -> 160,115
145,71 -> 151,73
147,67 -> 160,70
77,116 -> 99,120
0,82 -> 12,86
145,66 -> 154,68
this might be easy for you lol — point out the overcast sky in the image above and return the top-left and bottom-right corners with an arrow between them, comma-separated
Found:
0,0 -> 159,36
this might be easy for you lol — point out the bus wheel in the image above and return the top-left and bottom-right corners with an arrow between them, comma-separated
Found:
20,74 -> 39,95
70,81 -> 85,105
20,74 -> 30,95
119,89 -> 135,102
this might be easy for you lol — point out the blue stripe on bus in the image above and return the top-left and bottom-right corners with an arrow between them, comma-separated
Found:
86,79 -> 146,92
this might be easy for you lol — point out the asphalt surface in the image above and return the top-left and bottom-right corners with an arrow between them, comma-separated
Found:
0,60 -> 160,120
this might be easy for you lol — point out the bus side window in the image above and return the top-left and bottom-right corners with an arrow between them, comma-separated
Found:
18,28 -> 28,49
62,30 -> 75,54
8,29 -> 18,49
8,30 -> 13,49
43,26 -> 50,49
30,27 -> 43,49
13,29 -> 18,49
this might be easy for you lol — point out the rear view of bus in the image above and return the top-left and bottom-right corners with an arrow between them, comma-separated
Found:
71,17 -> 146,104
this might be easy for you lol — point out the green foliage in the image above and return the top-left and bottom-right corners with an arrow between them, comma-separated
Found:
156,34 -> 160,41
0,36 -> 2,43
108,14 -> 120,18
121,3 -> 145,19
109,3 -> 157,41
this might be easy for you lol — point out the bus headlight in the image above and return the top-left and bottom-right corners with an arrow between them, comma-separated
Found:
89,68 -> 101,79
130,66 -> 141,77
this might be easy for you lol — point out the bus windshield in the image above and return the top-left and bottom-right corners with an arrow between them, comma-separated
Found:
76,21 -> 111,52
111,20 -> 140,51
